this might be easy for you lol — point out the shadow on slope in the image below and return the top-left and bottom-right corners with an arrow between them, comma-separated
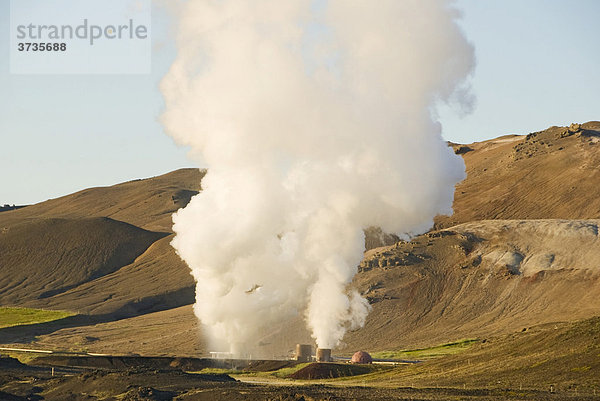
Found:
0,217 -> 168,305
0,287 -> 193,345
30,234 -> 196,316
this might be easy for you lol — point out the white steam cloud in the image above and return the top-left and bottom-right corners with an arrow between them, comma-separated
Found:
160,0 -> 474,354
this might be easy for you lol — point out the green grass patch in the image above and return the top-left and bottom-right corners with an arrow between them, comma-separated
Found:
190,364 -> 311,378
192,367 -> 238,375
371,338 -> 479,360
270,362 -> 311,378
2,352 -> 39,364
223,363 -> 312,379
0,307 -> 74,329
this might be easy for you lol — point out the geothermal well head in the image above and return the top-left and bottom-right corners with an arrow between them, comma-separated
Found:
295,344 -> 312,362
315,348 -> 332,362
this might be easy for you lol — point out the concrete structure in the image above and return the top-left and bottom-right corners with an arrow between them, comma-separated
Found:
209,351 -> 233,359
295,344 -> 312,362
315,348 -> 331,362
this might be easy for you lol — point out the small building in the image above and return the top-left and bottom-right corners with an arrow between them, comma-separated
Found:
295,344 -> 312,362
316,348 -> 332,362
351,351 -> 372,364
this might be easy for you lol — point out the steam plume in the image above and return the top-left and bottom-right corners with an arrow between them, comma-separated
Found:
160,0 -> 473,354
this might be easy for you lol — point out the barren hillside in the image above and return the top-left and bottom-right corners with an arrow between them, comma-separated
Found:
252,218 -> 600,356
1,121 -> 599,359
0,170 -> 201,319
436,121 -> 600,228
345,219 -> 600,350
0,217 -> 167,306
0,168 -> 204,233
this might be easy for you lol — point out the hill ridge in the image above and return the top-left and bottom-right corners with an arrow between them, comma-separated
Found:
1,120 -> 599,360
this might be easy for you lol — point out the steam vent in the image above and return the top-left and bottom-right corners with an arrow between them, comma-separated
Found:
295,344 -> 312,362
351,351 -> 373,364
316,348 -> 332,362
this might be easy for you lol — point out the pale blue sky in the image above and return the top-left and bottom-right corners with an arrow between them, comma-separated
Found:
439,0 -> 600,143
1,1 -> 599,205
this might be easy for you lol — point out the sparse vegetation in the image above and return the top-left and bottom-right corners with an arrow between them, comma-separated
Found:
193,367 -> 238,375
190,363 -> 314,378
2,120 -> 600,399
270,362 -> 311,378
211,363 -> 311,379
2,352 -> 40,364
371,338 -> 479,360
0,307 -> 73,329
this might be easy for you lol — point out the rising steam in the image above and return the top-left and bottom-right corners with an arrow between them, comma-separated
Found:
160,0 -> 474,354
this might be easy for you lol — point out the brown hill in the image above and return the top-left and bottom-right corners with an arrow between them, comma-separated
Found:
18,219 -> 600,360
0,169 -> 203,318
1,121 -> 600,363
34,235 -> 195,317
254,218 -> 600,355
436,121 -> 600,228
0,168 -> 204,233
344,219 -> 600,351
1,305 -> 203,357
0,217 -> 167,306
